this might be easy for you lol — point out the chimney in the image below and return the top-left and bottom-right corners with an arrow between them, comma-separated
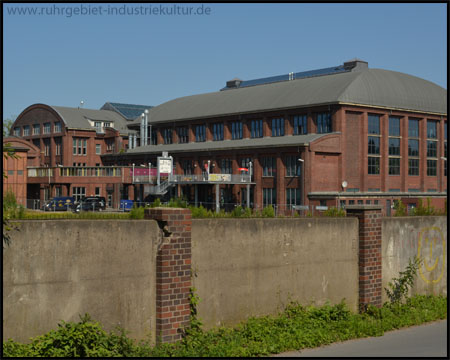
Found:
226,78 -> 242,88
344,59 -> 368,72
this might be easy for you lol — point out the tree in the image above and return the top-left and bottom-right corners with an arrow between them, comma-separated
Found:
3,116 -> 16,136
3,142 -> 18,248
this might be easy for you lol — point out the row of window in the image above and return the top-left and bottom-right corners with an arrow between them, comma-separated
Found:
262,188 -> 302,207
180,156 -> 303,177
14,122 -> 61,137
368,115 -> 446,176
156,113 -> 331,145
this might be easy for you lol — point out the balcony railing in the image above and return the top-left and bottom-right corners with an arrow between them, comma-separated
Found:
27,166 -> 122,178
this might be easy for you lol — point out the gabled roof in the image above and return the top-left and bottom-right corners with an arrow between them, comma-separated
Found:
101,102 -> 153,120
50,106 -> 131,134
125,133 -> 328,155
129,64 -> 446,126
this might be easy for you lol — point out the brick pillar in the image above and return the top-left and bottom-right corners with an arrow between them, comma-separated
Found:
145,207 -> 192,343
346,205 -> 382,311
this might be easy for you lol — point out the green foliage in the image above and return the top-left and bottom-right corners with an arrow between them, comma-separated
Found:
3,296 -> 446,357
129,204 -> 145,219
323,207 -> 346,217
150,198 -> 162,208
167,197 -> 188,208
3,116 -> 16,137
411,198 -> 441,216
262,205 -> 275,218
3,189 -> 22,247
385,257 -> 422,304
393,199 -> 407,216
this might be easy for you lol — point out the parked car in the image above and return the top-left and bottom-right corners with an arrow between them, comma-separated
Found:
74,197 -> 106,213
42,196 -> 75,211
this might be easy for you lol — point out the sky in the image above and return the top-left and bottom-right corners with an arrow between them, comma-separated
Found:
2,2 -> 447,120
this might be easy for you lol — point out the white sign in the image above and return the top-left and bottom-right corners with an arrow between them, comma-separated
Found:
158,158 -> 172,174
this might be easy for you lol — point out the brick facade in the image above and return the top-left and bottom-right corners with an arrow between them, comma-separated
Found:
145,207 -> 192,343
346,205 -> 383,310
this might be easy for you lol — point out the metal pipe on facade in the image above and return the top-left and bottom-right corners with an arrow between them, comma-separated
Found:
140,114 -> 145,147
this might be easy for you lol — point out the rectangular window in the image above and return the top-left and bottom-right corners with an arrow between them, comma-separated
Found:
231,121 -> 243,140
195,124 -> 206,142
182,160 -> 193,175
250,119 -> 263,138
263,188 -> 276,207
32,124 -> 40,135
389,158 -> 400,175
73,138 -> 77,155
427,120 -> 437,139
54,122 -> 61,133
82,139 -> 87,155
95,187 -> 101,196
427,160 -> 437,176
389,116 -> 400,136
388,138 -> 400,156
221,159 -> 232,174
408,139 -> 419,157
150,128 -> 157,145
408,118 -> 419,138
427,140 -> 437,157
368,157 -> 380,175
72,187 -> 86,202
178,127 -> 189,143
23,125 -> 30,136
293,115 -> 307,135
13,127 -> 20,136
96,144 -> 101,155
271,118 -> 285,137
44,139 -> 50,156
368,114 -> 380,134
163,128 -> 173,144
106,139 -> 114,152
285,155 -> 301,177
317,113 -> 331,134
286,188 -> 301,207
368,137 -> 380,154
262,157 -> 276,177
408,159 -> 419,176
54,137 -> 61,156
213,123 -> 224,141
43,123 -> 51,134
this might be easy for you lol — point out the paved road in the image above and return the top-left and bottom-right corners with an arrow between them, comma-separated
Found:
273,320 -> 447,357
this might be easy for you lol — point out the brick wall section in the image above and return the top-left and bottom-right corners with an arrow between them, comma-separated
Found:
145,207 -> 192,343
346,205 -> 382,311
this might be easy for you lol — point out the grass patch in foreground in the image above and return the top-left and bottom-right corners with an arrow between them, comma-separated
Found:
3,295 -> 446,357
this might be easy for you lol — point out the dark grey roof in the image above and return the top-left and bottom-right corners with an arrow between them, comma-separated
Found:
126,133 -> 328,155
50,106 -> 132,135
130,67 -> 446,126
101,102 -> 153,120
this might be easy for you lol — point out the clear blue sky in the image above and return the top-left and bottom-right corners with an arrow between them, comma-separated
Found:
3,3 -> 447,120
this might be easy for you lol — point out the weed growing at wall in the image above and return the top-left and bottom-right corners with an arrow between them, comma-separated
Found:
385,257 -> 422,304
3,295 -> 446,357
323,207 -> 346,217
393,199 -> 407,216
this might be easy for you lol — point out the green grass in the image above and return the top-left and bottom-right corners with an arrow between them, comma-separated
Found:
3,295 -> 446,357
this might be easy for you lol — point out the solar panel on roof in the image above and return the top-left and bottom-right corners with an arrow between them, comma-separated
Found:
221,65 -> 349,91
106,102 -> 153,120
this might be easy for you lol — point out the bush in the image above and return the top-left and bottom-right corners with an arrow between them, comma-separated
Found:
262,205 -> 275,218
412,198 -> 438,216
393,199 -> 407,216
129,205 -> 145,219
323,207 -> 346,217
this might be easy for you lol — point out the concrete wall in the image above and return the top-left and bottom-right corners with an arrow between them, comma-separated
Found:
3,220 -> 159,343
191,218 -> 359,329
382,216 -> 447,303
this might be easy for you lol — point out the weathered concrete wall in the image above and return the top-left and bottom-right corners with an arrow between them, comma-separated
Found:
382,217 -> 447,303
191,218 -> 359,329
3,220 -> 159,343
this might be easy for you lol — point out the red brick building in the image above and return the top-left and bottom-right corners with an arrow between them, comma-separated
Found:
7,103 -> 151,207
105,59 -> 447,215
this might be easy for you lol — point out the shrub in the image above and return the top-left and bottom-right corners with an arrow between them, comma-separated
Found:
393,199 -> 407,216
412,198 -> 437,216
385,257 -> 422,304
262,205 -> 275,218
129,205 -> 145,219
323,207 -> 346,217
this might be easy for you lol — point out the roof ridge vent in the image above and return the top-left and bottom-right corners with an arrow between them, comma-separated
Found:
343,58 -> 368,72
